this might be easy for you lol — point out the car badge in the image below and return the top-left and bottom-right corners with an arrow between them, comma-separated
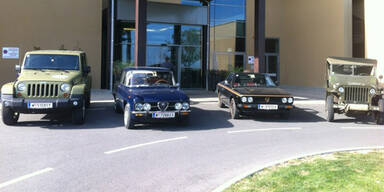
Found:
157,102 -> 169,111
265,97 -> 270,103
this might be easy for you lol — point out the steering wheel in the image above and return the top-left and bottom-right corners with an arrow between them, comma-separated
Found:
154,79 -> 169,84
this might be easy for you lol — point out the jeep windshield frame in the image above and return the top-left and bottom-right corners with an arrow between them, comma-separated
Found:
330,64 -> 374,76
23,54 -> 80,71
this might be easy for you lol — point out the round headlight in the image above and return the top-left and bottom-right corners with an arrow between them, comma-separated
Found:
282,98 -> 288,103
60,83 -> 71,92
338,87 -> 344,93
288,97 -> 294,103
135,103 -> 144,111
143,103 -> 151,111
17,83 -> 26,91
369,88 -> 376,95
175,102 -> 182,110
241,97 -> 247,103
247,97 -> 253,103
182,102 -> 190,110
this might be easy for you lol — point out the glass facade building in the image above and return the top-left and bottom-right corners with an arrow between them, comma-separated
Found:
107,0 -> 262,90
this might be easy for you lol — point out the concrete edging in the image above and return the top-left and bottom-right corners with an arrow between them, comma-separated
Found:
212,146 -> 384,192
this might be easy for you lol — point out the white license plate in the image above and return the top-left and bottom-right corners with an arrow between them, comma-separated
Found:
28,103 -> 53,109
152,112 -> 175,119
258,104 -> 278,110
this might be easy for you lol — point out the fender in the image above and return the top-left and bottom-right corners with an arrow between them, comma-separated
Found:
71,84 -> 86,95
379,98 -> 384,113
1,82 -> 15,95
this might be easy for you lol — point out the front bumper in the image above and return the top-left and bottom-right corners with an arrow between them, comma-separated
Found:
1,94 -> 83,114
131,110 -> 191,122
334,103 -> 380,112
237,103 -> 293,114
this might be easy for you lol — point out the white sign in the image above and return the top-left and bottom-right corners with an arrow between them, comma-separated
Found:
248,56 -> 255,64
2,47 -> 19,59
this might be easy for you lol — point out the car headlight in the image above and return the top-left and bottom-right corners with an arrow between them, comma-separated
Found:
247,97 -> 253,103
175,102 -> 182,110
338,87 -> 344,93
143,103 -> 151,111
369,88 -> 376,95
135,103 -> 144,111
60,83 -> 71,92
288,97 -> 294,103
182,102 -> 190,110
17,83 -> 26,91
241,97 -> 247,103
282,97 -> 287,103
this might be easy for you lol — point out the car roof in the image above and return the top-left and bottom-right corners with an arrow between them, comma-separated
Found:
327,57 -> 377,66
123,67 -> 171,72
26,50 -> 84,55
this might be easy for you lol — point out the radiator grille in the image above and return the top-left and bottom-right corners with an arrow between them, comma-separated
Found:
344,86 -> 369,103
27,83 -> 60,97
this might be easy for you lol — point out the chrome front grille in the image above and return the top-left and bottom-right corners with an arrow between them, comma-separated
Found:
27,83 -> 60,97
344,86 -> 369,103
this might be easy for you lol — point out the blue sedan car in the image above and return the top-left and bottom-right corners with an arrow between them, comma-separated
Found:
113,67 -> 191,129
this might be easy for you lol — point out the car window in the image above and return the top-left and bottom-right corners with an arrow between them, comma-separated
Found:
233,73 -> 276,87
354,65 -> 373,76
24,54 -> 80,71
126,70 -> 175,87
332,64 -> 373,76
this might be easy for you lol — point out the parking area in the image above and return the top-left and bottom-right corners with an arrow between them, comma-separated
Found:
1,87 -> 384,192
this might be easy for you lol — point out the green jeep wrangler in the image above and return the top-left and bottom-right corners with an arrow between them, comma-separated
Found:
326,57 -> 384,124
1,50 -> 92,125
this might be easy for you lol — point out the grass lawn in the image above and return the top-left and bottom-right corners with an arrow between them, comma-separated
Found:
224,150 -> 384,192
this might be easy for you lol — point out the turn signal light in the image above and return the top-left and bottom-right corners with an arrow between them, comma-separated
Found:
243,105 -> 251,108
63,93 -> 69,98
16,93 -> 22,97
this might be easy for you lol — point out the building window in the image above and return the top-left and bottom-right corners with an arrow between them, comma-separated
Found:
353,0 -> 365,58
265,38 -> 280,83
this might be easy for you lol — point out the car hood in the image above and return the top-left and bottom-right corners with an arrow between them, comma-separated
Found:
233,87 -> 291,96
17,70 -> 81,83
132,87 -> 189,102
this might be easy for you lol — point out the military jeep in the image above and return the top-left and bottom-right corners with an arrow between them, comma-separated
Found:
325,57 -> 384,124
1,50 -> 92,125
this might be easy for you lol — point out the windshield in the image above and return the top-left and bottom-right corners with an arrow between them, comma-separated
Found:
126,70 -> 175,87
24,54 -> 80,70
331,64 -> 373,76
232,73 -> 276,87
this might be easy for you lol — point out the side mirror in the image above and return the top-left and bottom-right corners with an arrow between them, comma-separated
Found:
175,83 -> 180,87
15,65 -> 21,73
84,66 -> 91,74
275,80 -> 279,85
224,80 -> 229,85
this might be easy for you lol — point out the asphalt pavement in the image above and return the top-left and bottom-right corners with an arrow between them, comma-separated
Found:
1,88 -> 383,192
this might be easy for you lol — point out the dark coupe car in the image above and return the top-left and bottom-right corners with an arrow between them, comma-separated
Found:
113,67 -> 190,129
217,72 -> 294,119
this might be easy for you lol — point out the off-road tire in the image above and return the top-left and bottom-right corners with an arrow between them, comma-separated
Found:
85,93 -> 91,108
2,106 -> 19,125
218,92 -> 225,108
72,99 -> 86,125
124,104 -> 135,129
230,98 -> 240,119
326,95 -> 335,122
374,112 -> 384,125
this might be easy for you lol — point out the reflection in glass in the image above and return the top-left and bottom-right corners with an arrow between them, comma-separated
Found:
181,46 -> 202,88
147,24 -> 175,45
181,25 -> 201,46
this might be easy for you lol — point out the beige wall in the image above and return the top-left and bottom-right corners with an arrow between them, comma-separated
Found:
266,0 -> 352,87
365,1 -> 384,86
0,0 -> 102,88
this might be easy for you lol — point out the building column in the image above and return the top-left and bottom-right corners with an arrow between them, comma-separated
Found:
135,0 -> 147,67
254,0 -> 266,73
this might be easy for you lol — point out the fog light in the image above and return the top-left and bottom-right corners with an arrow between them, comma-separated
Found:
73,101 -> 78,106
